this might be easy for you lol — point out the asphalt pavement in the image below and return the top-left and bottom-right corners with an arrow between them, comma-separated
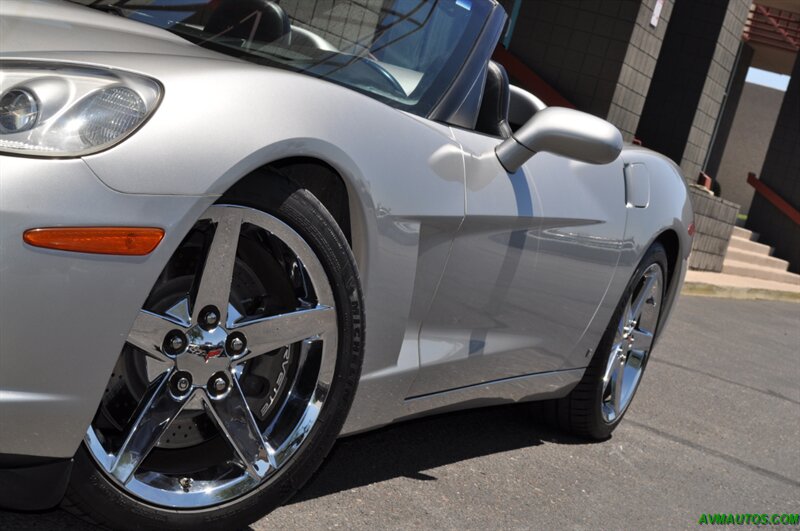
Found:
2,295 -> 798,530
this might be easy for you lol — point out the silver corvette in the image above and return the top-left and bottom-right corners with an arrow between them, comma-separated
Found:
0,0 -> 693,528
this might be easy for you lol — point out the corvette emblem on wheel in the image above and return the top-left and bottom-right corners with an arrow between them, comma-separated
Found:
203,347 -> 224,362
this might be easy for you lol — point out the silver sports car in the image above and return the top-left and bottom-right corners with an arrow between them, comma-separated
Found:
0,0 -> 693,528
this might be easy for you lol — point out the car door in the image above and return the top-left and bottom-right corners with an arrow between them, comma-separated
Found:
409,120 -> 627,397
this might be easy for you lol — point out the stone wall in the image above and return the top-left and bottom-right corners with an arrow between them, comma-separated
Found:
680,0 -> 751,179
636,0 -> 751,180
607,0 -> 674,140
688,185 -> 739,272
499,0 -> 673,135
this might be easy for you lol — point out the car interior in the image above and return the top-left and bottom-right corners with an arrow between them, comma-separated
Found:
475,60 -> 513,138
137,0 -> 543,139
475,61 -> 546,137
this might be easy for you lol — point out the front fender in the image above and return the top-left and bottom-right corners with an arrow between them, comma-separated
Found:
1,51 -> 470,436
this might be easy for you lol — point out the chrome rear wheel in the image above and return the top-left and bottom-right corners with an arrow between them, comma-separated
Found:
546,242 -> 668,440
85,204 -> 338,509
600,263 -> 663,424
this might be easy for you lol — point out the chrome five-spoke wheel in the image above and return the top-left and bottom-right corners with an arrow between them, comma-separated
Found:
549,242 -> 667,440
85,204 -> 338,508
601,262 -> 663,424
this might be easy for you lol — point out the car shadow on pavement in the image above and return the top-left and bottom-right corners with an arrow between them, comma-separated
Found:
0,402 -> 598,530
289,401 -> 598,505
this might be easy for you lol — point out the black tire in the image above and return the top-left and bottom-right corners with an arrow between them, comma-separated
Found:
64,172 -> 364,530
547,242 -> 668,440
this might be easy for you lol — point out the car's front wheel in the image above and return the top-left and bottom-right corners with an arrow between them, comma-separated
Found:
64,174 -> 364,530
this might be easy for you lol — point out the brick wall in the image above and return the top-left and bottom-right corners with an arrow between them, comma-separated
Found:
703,43 -> 754,181
636,0 -> 751,180
688,186 -> 739,272
501,0 -> 647,118
680,0 -> 751,179
498,0 -> 679,141
607,0 -> 674,140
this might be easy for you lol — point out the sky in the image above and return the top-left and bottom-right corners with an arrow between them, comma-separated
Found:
745,68 -> 790,91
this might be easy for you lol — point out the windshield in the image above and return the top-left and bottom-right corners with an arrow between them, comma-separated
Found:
69,0 -> 492,116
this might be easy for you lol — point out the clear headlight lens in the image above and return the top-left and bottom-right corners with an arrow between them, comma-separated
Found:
0,89 -> 39,134
0,63 -> 161,157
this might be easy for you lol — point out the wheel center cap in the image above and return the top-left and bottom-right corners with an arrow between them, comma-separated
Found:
176,324 -> 231,382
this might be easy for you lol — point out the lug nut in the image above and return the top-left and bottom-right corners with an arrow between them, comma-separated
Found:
170,335 -> 185,351
176,377 -> 191,392
227,333 -> 246,355
164,330 -> 187,355
207,373 -> 230,397
198,306 -> 222,330
170,371 -> 193,396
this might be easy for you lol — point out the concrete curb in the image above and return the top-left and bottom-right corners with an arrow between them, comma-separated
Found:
682,282 -> 800,303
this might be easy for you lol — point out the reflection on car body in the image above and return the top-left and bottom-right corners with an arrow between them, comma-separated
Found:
0,1 -> 692,528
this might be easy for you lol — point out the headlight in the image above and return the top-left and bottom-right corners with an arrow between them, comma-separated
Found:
0,62 -> 162,157
0,89 -> 39,134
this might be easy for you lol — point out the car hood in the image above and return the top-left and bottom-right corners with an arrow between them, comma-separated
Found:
0,0 -> 224,61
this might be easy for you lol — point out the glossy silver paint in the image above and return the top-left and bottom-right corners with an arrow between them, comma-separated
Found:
0,0 -> 693,463
0,155 -> 209,458
411,127 -> 629,398
495,106 -> 624,171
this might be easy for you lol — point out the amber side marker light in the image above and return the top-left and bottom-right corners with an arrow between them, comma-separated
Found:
23,227 -> 165,256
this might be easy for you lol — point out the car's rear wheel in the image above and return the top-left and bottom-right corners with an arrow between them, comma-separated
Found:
547,242 -> 667,440
64,174 -> 364,530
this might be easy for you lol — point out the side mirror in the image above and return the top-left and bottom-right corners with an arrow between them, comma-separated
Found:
495,107 -> 623,172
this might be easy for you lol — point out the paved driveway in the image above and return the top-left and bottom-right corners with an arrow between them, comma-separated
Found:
2,296 -> 798,530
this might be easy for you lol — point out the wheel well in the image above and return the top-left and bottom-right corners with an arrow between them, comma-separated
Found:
226,157 -> 352,245
654,229 -> 680,286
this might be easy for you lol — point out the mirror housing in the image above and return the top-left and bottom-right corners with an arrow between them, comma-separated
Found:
495,107 -> 623,172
